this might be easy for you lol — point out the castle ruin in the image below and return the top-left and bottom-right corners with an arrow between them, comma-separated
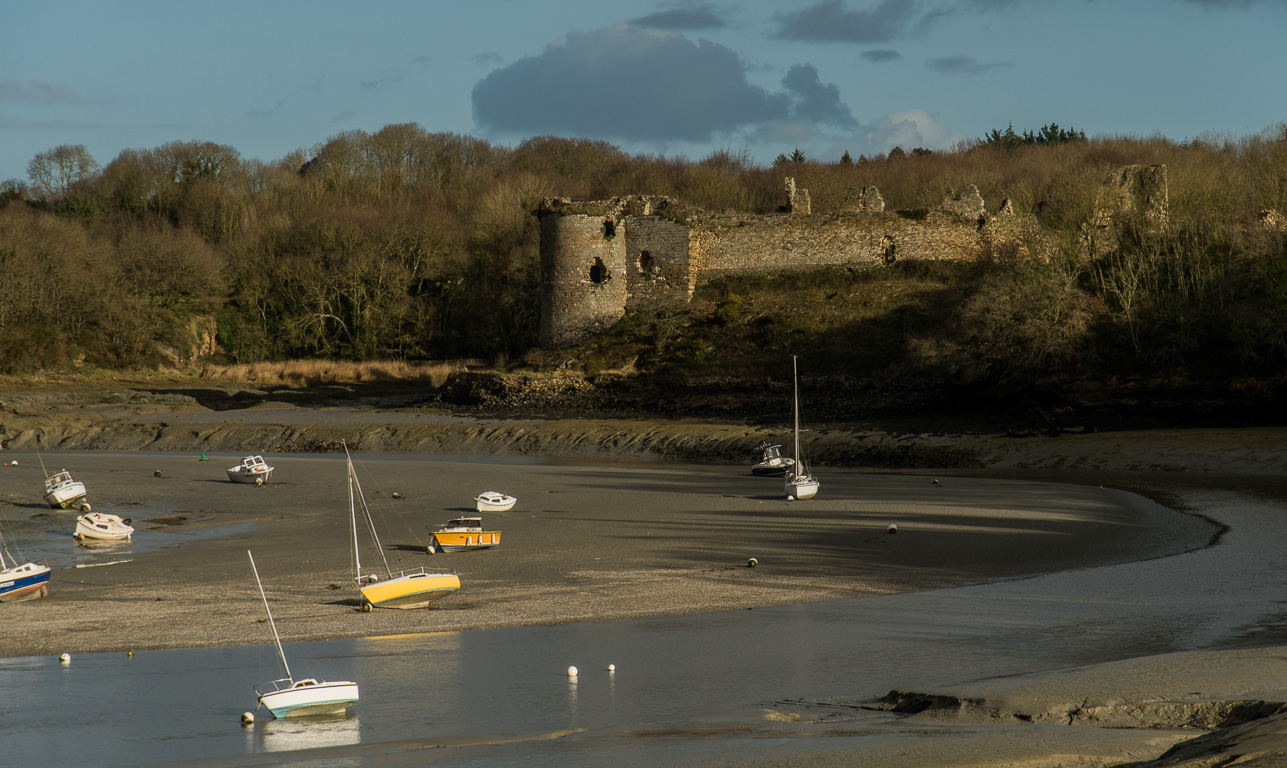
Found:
538,166 -> 1168,348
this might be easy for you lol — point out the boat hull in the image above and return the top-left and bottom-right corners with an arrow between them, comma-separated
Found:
431,530 -> 501,552
751,462 -> 793,477
785,477 -> 820,500
227,469 -> 272,485
45,483 -> 88,509
475,494 -> 516,513
258,680 -> 359,718
360,572 -> 460,609
0,564 -> 51,602
74,513 -> 134,541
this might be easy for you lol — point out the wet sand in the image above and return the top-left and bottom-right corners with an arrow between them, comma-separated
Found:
0,446 -> 1220,660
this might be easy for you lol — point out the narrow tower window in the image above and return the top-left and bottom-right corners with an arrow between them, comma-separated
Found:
638,251 -> 655,275
589,257 -> 608,284
603,219 -> 616,239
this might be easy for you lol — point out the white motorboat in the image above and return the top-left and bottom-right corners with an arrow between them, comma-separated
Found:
228,455 -> 274,485
44,469 -> 90,510
249,550 -> 359,718
74,512 -> 134,542
750,442 -> 795,476
783,356 -> 820,501
475,491 -> 517,513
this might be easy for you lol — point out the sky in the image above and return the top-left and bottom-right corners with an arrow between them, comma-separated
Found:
3,0 -> 1286,184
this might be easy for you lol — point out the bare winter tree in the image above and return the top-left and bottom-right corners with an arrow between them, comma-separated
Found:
26,144 -> 99,200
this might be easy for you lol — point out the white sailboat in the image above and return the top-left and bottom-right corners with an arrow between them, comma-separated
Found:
249,550 -> 359,718
1,518 -> 51,603
346,444 -> 460,610
783,355 -> 820,501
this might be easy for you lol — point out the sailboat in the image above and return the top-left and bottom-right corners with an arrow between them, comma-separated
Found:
249,550 -> 359,718
783,355 -> 820,501
346,444 -> 460,610
0,520 -> 51,602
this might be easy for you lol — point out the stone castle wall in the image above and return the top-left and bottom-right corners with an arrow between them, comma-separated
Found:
537,166 -> 1163,348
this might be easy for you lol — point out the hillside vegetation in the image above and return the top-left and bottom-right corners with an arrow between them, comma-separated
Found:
3,126 -> 1287,409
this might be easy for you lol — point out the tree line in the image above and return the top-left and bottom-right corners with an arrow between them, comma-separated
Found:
2,122 -> 1286,384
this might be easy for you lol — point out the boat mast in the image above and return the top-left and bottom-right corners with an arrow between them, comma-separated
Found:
344,444 -> 393,578
248,550 -> 292,682
345,444 -> 362,580
792,355 -> 802,480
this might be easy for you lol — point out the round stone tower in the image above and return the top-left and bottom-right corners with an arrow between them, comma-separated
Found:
538,208 -> 629,348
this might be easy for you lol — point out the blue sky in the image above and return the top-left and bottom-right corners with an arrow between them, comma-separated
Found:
2,0 -> 1285,184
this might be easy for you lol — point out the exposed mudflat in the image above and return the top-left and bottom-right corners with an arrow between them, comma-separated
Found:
3,378 -> 1287,767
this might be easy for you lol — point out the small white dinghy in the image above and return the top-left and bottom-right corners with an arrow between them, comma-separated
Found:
228,455 -> 274,485
74,512 -> 134,542
474,491 -> 517,513
249,550 -> 359,718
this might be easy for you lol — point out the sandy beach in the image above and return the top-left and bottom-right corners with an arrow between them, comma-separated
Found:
4,394 -> 1287,766
1,448 -> 1220,658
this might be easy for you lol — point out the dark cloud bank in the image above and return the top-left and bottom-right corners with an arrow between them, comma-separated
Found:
471,24 -> 854,144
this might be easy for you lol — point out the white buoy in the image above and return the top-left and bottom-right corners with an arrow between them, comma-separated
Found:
747,557 -> 758,567
8,460 -> 16,466
59,653 -> 70,664
241,711 -> 255,724
567,665 -> 578,678
608,664 -> 616,672
887,524 -> 898,534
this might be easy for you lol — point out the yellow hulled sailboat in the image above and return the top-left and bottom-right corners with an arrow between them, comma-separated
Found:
345,445 -> 460,610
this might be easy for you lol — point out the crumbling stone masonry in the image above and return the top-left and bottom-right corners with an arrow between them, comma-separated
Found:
537,167 -> 1167,348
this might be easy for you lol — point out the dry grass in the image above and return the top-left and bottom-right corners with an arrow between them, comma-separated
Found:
198,359 -> 473,387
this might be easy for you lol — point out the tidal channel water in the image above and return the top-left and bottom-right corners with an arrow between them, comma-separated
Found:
4,486 -> 1286,767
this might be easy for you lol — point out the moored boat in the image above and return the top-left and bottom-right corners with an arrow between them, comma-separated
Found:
783,356 -> 820,501
228,455 -> 274,485
0,559 -> 51,602
750,442 -> 795,477
345,444 -> 460,610
249,550 -> 359,717
255,677 -> 363,718
428,517 -> 502,553
1,520 -> 50,602
474,491 -> 517,513
44,469 -> 89,511
74,512 -> 134,542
